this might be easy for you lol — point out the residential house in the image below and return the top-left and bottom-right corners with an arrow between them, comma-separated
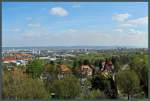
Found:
15,53 -> 33,60
2,57 -> 28,66
57,64 -> 72,79
99,60 -> 114,78
76,65 -> 93,78
101,60 -> 114,72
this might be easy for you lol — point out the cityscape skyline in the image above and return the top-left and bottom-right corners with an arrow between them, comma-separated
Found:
2,2 -> 148,48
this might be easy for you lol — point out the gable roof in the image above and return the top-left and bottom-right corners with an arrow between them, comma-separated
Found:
59,64 -> 71,73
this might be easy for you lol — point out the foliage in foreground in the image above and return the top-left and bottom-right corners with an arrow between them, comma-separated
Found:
116,70 -> 140,100
48,76 -> 81,99
2,70 -> 49,99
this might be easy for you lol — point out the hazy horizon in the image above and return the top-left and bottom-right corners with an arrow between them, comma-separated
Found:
2,45 -> 148,48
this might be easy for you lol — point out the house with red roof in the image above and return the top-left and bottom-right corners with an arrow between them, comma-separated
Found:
101,60 -> 114,72
2,57 -> 17,63
57,64 -> 72,79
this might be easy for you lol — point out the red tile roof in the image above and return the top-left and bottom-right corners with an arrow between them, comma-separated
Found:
1,56 -> 32,62
1,57 -> 17,62
108,61 -> 112,65
15,53 -> 32,57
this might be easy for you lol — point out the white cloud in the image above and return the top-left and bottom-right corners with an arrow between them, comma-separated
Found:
49,7 -> 68,17
118,16 -> 148,28
114,28 -> 123,33
4,27 -> 148,47
67,28 -> 77,33
57,31 -> 113,46
112,13 -> 130,22
125,29 -> 148,47
126,16 -> 148,26
120,23 -> 134,28
115,28 -> 147,47
8,28 -> 21,32
128,28 -> 142,35
28,23 -> 41,27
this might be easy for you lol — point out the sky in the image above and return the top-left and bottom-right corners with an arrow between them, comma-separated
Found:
2,2 -> 148,48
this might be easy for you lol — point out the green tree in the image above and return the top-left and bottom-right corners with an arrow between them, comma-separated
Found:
72,59 -> 78,68
89,90 -> 105,99
78,59 -> 83,66
116,70 -> 140,100
49,76 -> 81,99
44,63 -> 58,79
26,59 -> 44,78
139,54 -> 148,97
83,59 -> 90,65
130,54 -> 148,97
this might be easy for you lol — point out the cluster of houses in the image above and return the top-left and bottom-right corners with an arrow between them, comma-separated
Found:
2,53 -> 33,70
2,52 -> 114,82
41,59 -> 114,81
